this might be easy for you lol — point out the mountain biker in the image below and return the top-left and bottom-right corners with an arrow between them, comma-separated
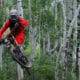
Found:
0,9 -> 31,68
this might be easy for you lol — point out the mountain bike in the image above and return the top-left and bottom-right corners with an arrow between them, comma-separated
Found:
0,34 -> 31,75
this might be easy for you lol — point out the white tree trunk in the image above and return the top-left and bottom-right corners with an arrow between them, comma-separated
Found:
60,1 -> 67,80
0,0 -> 4,71
71,0 -> 77,80
17,0 -> 23,16
54,2 -> 59,80
0,45 -> 3,70
28,0 -> 37,61
78,46 -> 80,80
0,0 -> 3,6
17,0 -> 24,80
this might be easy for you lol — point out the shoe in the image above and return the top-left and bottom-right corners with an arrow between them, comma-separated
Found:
26,60 -> 32,68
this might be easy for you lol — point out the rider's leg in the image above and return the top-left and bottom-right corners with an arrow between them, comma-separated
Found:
8,44 -> 16,59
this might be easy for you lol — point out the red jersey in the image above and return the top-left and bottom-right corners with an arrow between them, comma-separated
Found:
0,16 -> 29,45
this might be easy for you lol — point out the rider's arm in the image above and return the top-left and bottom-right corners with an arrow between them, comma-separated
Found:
0,19 -> 10,38
18,16 -> 29,26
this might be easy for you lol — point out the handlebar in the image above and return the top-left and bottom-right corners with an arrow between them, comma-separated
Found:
0,38 -> 11,47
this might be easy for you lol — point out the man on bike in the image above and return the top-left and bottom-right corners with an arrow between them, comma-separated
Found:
0,9 -> 31,68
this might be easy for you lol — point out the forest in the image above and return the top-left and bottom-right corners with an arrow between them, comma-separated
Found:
0,0 -> 80,80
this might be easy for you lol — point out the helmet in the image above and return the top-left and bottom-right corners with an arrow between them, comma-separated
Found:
9,9 -> 18,16
9,9 -> 18,23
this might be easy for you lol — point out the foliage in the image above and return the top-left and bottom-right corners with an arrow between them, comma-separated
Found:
0,0 -> 79,80
0,48 -> 17,80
